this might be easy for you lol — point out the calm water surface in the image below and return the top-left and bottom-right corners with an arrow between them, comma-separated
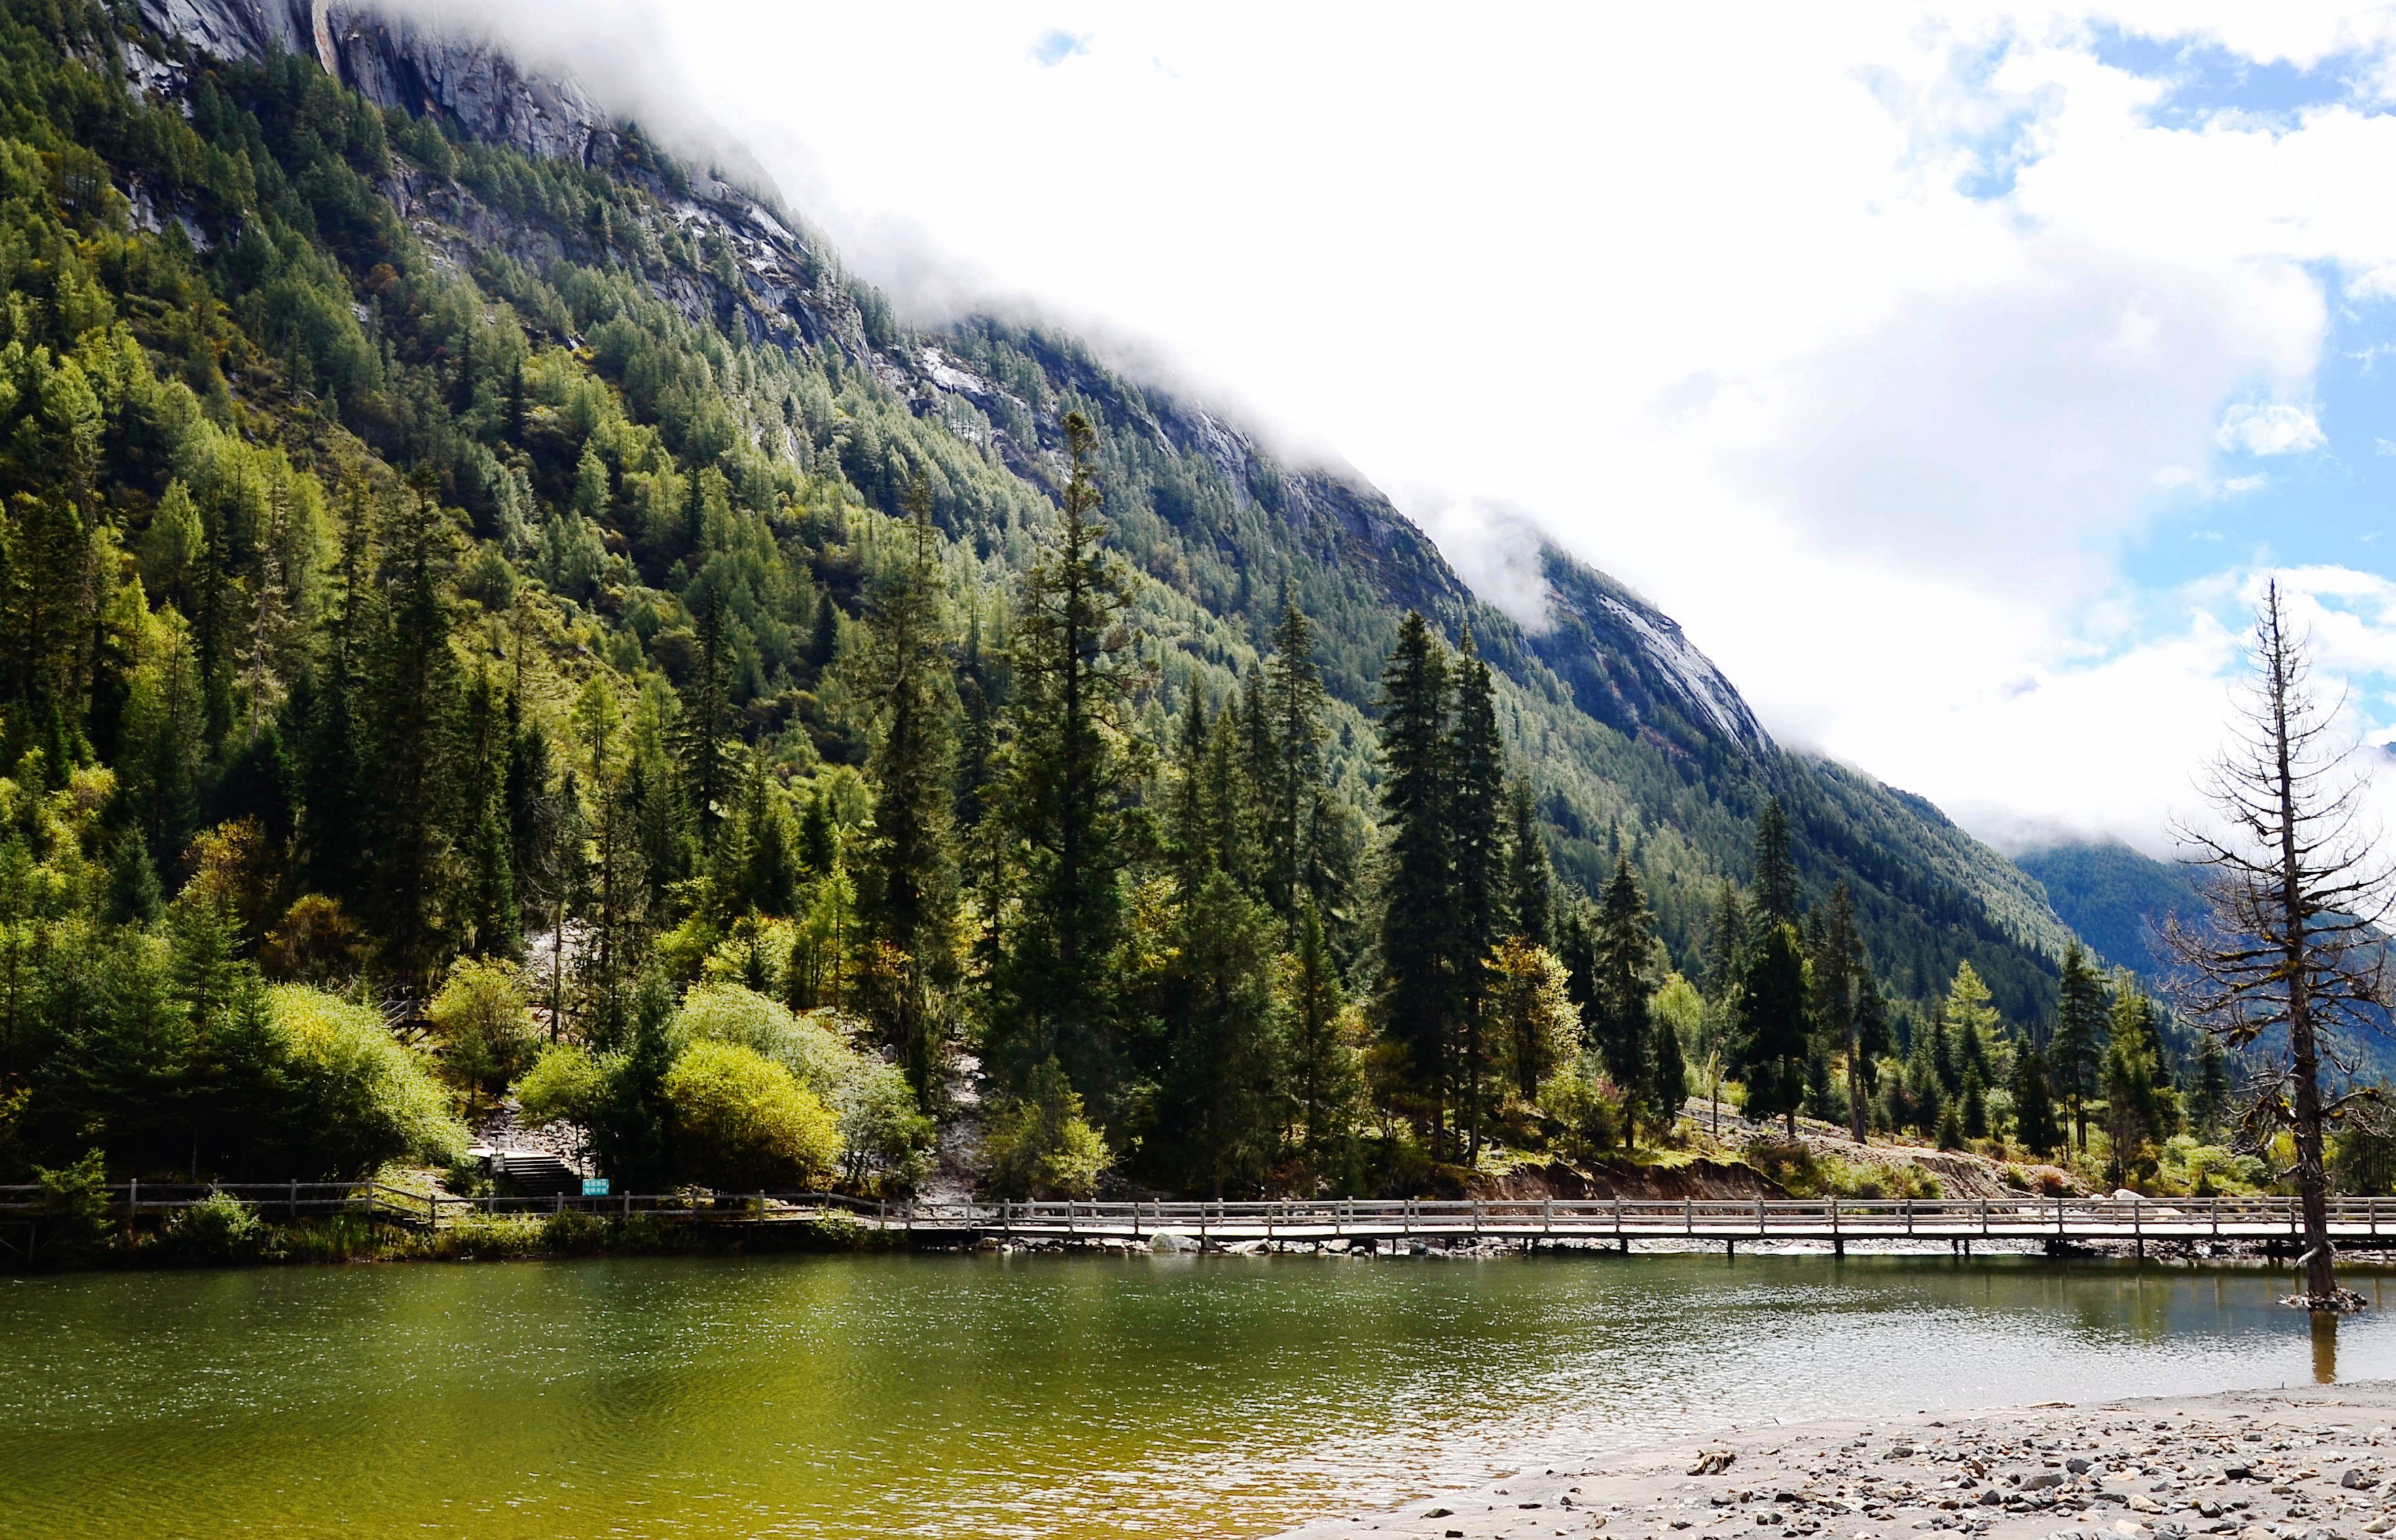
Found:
3,1252 -> 2392,1539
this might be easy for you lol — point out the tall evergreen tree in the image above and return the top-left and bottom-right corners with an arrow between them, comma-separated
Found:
1287,898 -> 1356,1167
1737,922 -> 1812,1137
856,474 -> 960,1094
989,410 -> 1145,1108
364,469 -> 462,990
1702,879 -> 1747,1003
2010,1037 -> 2062,1156
1447,626 -> 1506,1158
2051,942 -> 2108,1153
1504,781 -> 1553,949
1811,880 -> 1874,1145
1750,796 -> 1800,931
1374,611 -> 1454,1156
675,586 -> 740,853
1262,596 -> 1328,921
1589,856 -> 1659,1146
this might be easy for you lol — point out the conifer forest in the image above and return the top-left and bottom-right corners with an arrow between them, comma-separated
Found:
0,0 -> 2321,1211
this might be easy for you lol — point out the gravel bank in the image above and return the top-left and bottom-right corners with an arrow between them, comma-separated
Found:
1271,1381 -> 2396,1540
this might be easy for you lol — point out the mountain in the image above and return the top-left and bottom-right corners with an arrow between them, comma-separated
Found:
2013,840 -> 2208,983
62,0 -> 2082,1037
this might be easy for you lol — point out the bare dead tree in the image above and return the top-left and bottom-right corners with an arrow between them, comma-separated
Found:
2166,579 -> 2391,1312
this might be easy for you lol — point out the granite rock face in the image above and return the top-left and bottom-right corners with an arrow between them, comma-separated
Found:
136,0 -> 611,164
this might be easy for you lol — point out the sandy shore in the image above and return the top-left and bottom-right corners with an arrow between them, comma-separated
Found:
1270,1381 -> 2396,1540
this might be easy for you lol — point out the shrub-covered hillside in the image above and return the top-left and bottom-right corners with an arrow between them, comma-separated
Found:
0,0 -> 2094,1196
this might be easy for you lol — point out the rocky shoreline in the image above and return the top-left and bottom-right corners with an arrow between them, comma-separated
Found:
1271,1382 -> 2396,1540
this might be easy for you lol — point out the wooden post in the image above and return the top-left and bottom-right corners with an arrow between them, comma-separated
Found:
289,1179 -> 299,1222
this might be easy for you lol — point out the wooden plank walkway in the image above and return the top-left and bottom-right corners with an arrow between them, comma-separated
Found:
7,1186 -> 2395,1253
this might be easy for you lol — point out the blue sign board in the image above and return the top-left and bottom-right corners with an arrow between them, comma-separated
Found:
582,1177 -> 610,1196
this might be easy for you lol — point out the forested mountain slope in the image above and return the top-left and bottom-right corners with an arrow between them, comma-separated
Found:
2014,840 -> 2207,985
0,0 -> 2116,1197
81,0 -> 2077,1015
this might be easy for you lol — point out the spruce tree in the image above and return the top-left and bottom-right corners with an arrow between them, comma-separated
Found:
1702,879 -> 1747,1003
364,469 -> 462,991
1288,898 -> 1356,1166
1750,796 -> 1800,930
676,586 -> 740,852
1590,857 -> 1659,1146
2190,1037 -> 2231,1139
1447,626 -> 1506,1158
1812,880 -> 1872,1145
1374,611 -> 1454,1156
2010,1037 -> 2062,1156
2051,942 -> 2109,1153
1737,922 -> 1811,1137
1504,781 -> 1553,948
856,474 -> 960,1094
1262,596 -> 1328,921
1159,868 -> 1286,1197
459,667 -> 520,958
989,410 -> 1144,1107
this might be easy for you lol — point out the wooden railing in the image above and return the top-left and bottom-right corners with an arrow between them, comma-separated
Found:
5,1187 -> 2395,1246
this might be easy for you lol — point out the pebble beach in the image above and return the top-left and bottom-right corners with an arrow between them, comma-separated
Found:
1272,1381 -> 2396,1540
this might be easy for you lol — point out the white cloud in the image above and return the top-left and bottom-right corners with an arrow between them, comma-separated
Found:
372,0 -> 2396,857
2217,401 -> 2329,456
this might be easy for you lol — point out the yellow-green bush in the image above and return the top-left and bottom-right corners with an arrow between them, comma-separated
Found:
661,1039 -> 842,1189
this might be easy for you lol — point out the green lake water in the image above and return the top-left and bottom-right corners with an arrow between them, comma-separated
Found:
3,1252 -> 2391,1539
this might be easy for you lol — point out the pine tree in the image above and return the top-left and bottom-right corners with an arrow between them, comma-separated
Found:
1374,611 -> 1454,1156
856,473 -> 960,1094
1169,686 -> 1210,893
1203,699 -> 1260,895
1447,626 -> 1506,1158
989,410 -> 1145,1108
295,495 -> 371,906
364,468 -> 462,991
1702,879 -> 1747,1003
459,667 -> 520,958
1737,922 -> 1811,1137
1159,869 -> 1286,1198
1812,880 -> 1872,1145
2190,1036 -> 2231,1139
675,586 -> 740,853
1504,781 -> 1553,948
1959,1065 -> 1989,1140
2051,942 -> 2108,1153
1262,595 -> 1328,921
1589,857 -> 1663,1143
1287,899 -> 1358,1167
1750,796 -> 1800,931
2010,1037 -> 2062,1156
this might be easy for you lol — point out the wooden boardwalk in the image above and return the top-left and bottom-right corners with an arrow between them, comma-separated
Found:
8,1185 -> 2396,1255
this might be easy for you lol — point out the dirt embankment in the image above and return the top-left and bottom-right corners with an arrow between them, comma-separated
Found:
1462,1114 -> 2083,1206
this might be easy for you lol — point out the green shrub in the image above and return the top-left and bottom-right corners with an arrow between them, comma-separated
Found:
162,1191 -> 263,1262
1537,1063 -> 1622,1158
270,986 -> 470,1173
32,1148 -> 113,1264
517,1041 -> 604,1128
981,1060 -> 1109,1200
662,1039 -> 843,1189
837,1061 -> 934,1193
426,958 -> 540,1110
